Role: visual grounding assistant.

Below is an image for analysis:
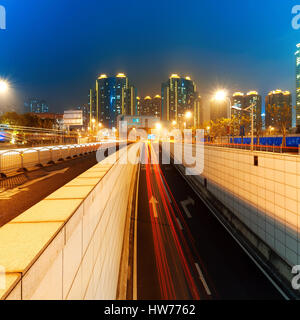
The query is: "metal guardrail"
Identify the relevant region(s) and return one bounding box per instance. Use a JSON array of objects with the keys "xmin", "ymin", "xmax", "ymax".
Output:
[
  {"xmin": 204, "ymin": 142, "xmax": 300, "ymax": 154},
  {"xmin": 0, "ymin": 142, "xmax": 102, "ymax": 178}
]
